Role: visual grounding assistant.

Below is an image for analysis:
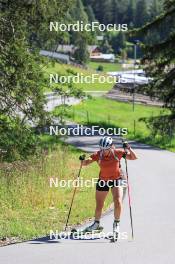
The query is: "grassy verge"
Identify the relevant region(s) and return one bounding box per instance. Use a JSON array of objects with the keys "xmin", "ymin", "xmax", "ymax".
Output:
[
  {"xmin": 0, "ymin": 139, "xmax": 112, "ymax": 240},
  {"xmin": 43, "ymin": 62, "xmax": 115, "ymax": 92},
  {"xmin": 87, "ymin": 61, "xmax": 123, "ymax": 72},
  {"xmin": 56, "ymin": 97, "xmax": 174, "ymax": 152}
]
